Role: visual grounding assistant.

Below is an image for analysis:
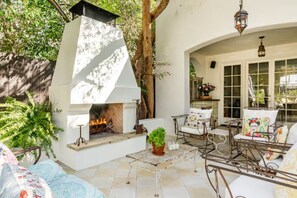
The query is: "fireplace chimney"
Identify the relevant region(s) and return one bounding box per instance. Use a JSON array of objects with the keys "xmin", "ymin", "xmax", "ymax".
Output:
[{"xmin": 69, "ymin": 0, "xmax": 119, "ymax": 25}]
